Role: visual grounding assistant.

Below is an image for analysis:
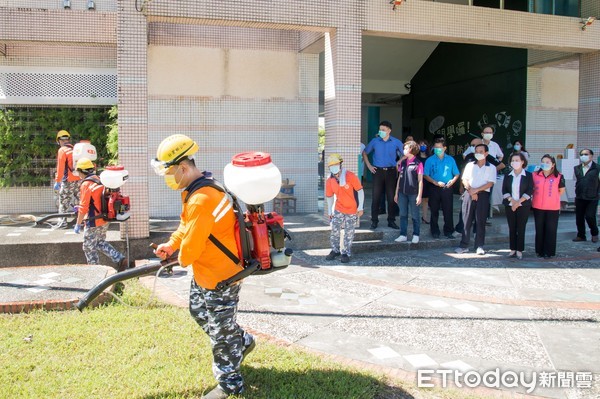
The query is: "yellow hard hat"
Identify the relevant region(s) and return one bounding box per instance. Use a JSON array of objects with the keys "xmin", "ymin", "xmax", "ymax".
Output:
[
  {"xmin": 56, "ymin": 130, "xmax": 70, "ymax": 141},
  {"xmin": 327, "ymin": 153, "xmax": 343, "ymax": 166},
  {"xmin": 75, "ymin": 157, "xmax": 95, "ymax": 171},
  {"xmin": 152, "ymin": 134, "xmax": 199, "ymax": 175}
]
